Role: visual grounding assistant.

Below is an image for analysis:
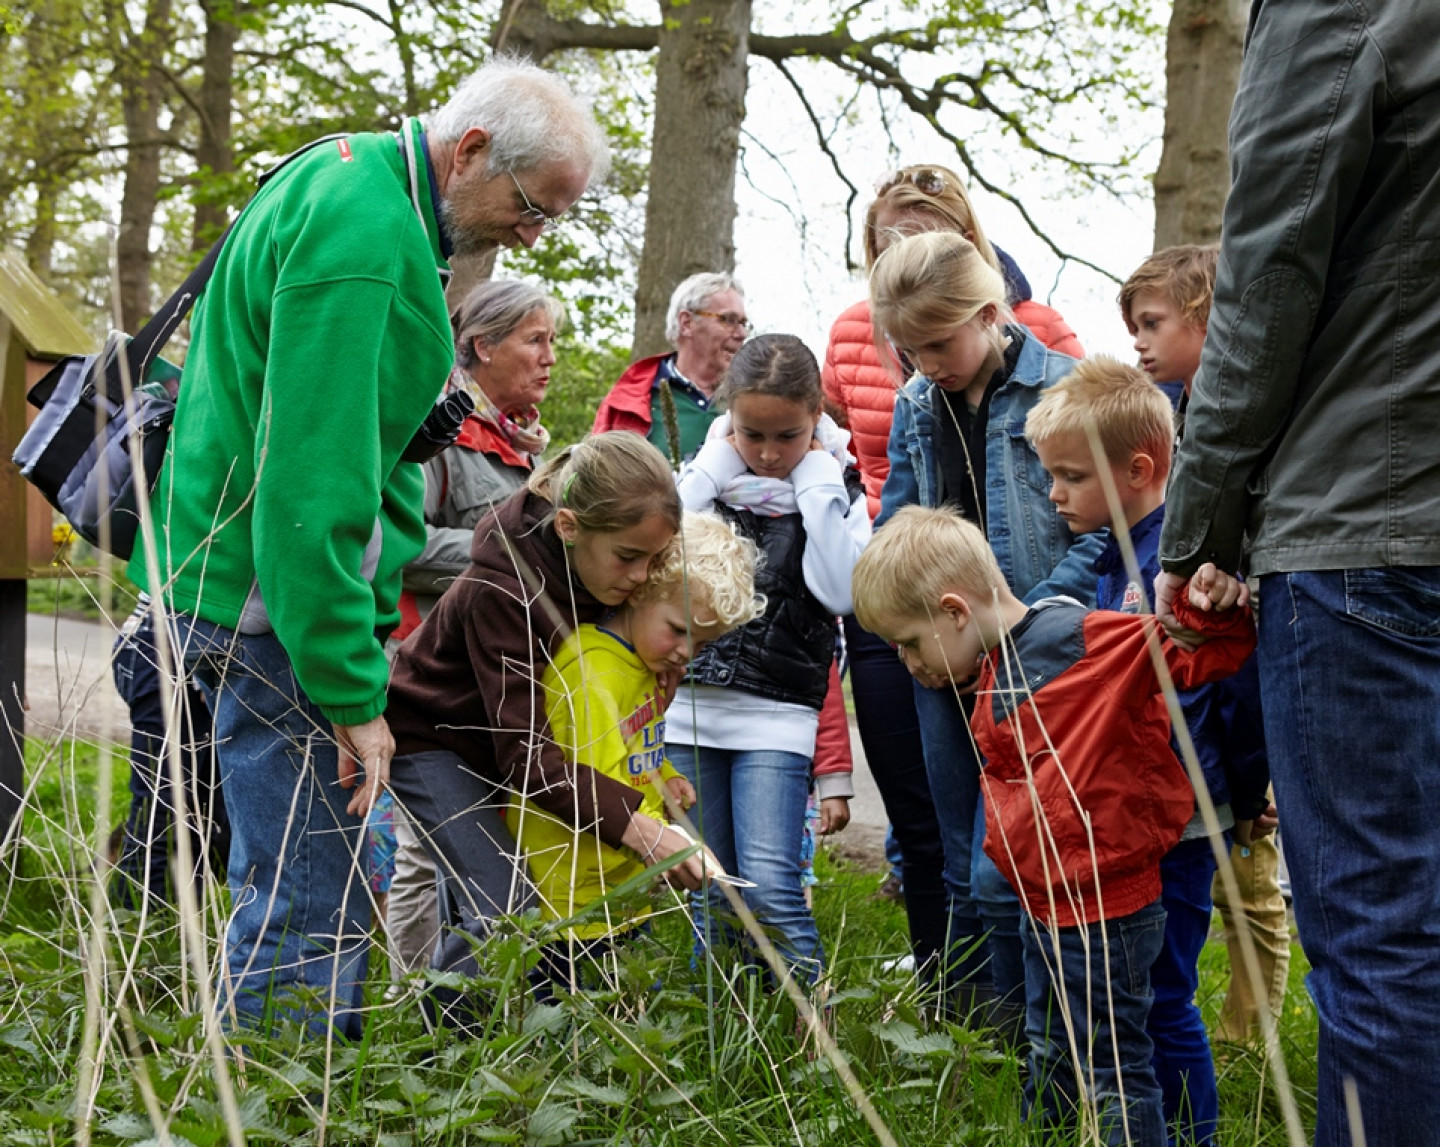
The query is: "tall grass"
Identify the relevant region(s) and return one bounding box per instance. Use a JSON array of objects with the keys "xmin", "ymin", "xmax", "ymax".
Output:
[{"xmin": 0, "ymin": 736, "xmax": 1316, "ymax": 1145}]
